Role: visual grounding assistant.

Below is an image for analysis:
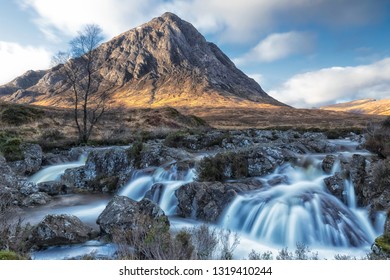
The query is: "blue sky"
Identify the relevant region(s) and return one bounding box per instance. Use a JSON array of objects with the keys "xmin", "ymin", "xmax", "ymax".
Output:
[{"xmin": 1, "ymin": 0, "xmax": 390, "ymax": 108}]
